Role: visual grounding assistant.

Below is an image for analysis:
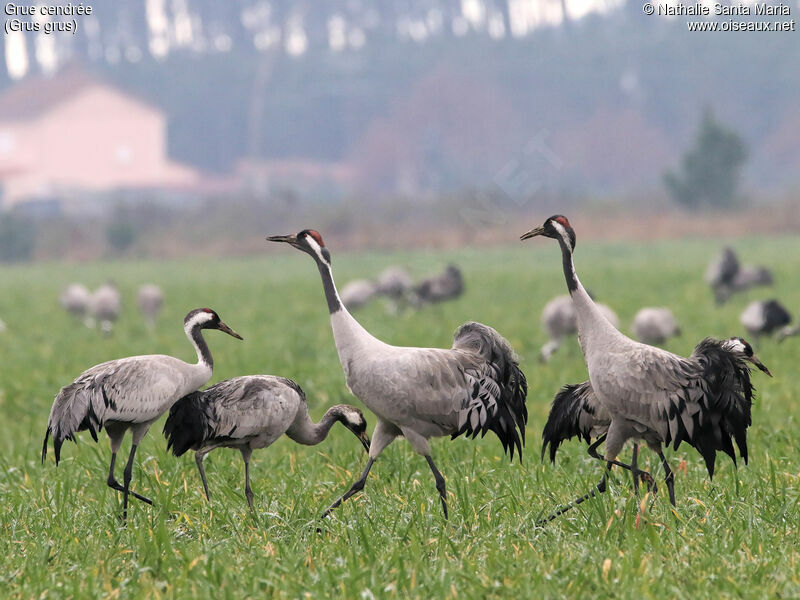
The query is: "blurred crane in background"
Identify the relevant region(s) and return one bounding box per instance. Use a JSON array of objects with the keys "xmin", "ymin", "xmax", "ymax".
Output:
[
  {"xmin": 137, "ymin": 284, "xmax": 164, "ymax": 330},
  {"xmin": 632, "ymin": 307, "xmax": 680, "ymax": 345}
]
